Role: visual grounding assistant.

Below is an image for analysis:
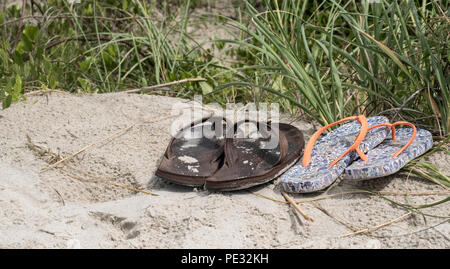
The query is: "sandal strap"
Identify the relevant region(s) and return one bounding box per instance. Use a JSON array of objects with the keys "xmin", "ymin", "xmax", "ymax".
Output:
[
  {"xmin": 302, "ymin": 115, "xmax": 369, "ymax": 167},
  {"xmin": 165, "ymin": 114, "xmax": 231, "ymax": 159},
  {"xmin": 368, "ymin": 121, "xmax": 417, "ymax": 158},
  {"xmin": 224, "ymin": 121, "xmax": 288, "ymax": 168}
]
